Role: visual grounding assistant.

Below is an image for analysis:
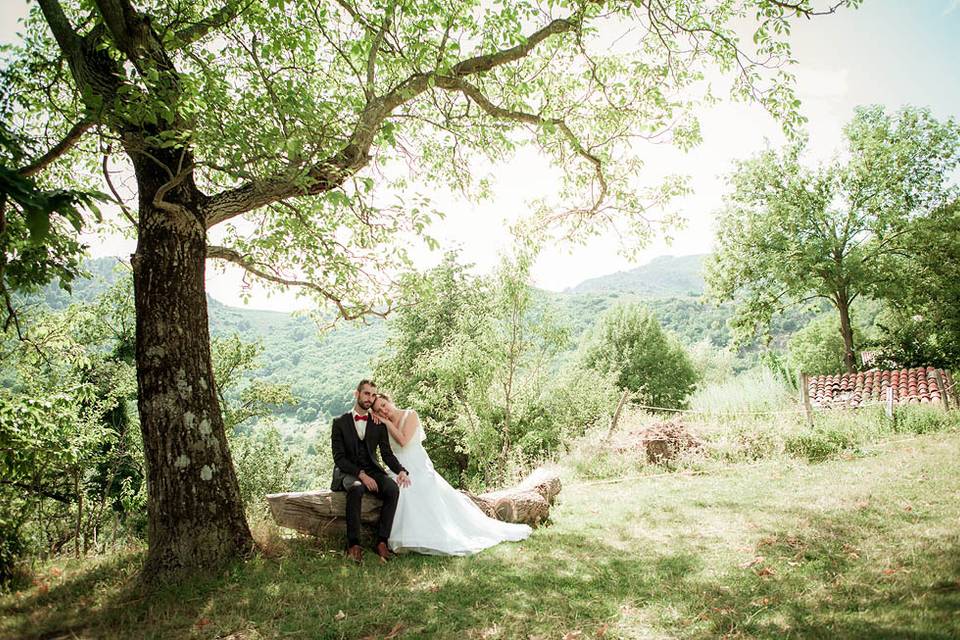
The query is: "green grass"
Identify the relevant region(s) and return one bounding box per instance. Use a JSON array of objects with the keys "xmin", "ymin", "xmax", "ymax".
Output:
[{"xmin": 3, "ymin": 431, "xmax": 960, "ymax": 639}]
